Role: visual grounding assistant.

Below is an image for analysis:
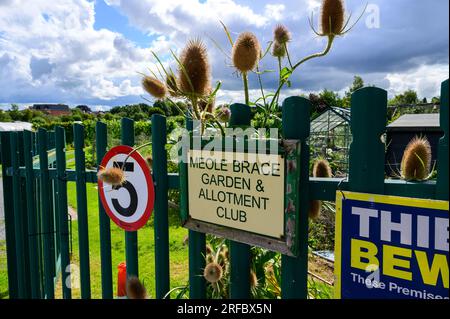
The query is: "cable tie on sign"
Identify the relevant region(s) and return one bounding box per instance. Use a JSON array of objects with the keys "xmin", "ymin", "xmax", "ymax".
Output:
[{"xmin": 337, "ymin": 178, "xmax": 347, "ymax": 201}]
